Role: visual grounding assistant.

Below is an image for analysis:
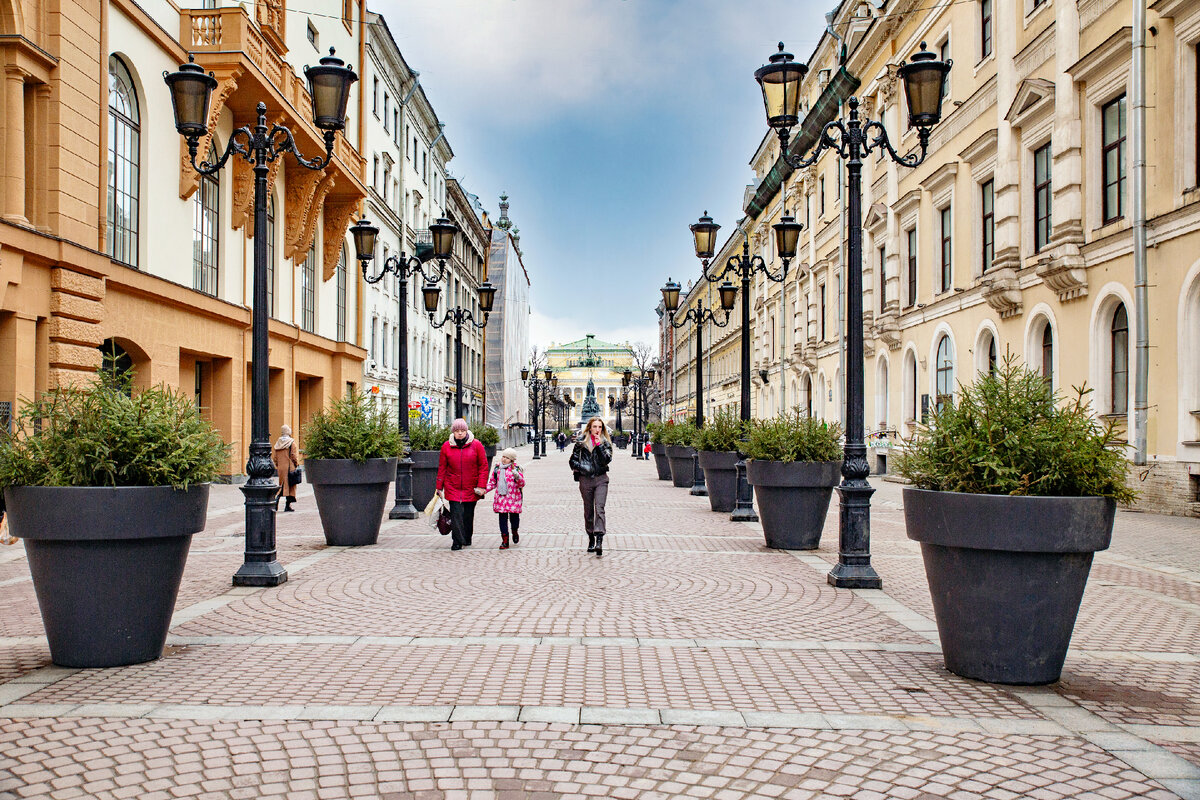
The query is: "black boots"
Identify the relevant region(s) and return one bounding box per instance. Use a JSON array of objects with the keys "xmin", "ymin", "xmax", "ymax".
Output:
[
  {"xmin": 587, "ymin": 534, "xmax": 596, "ymax": 553},
  {"xmin": 594, "ymin": 535, "xmax": 603, "ymax": 558},
  {"xmin": 284, "ymin": 496, "xmax": 295, "ymax": 512}
]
